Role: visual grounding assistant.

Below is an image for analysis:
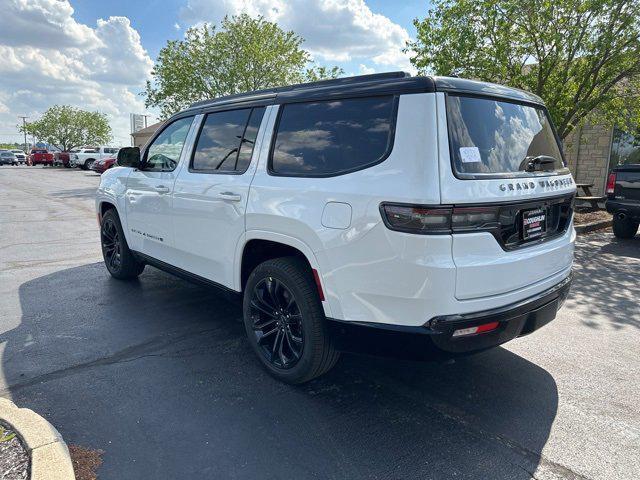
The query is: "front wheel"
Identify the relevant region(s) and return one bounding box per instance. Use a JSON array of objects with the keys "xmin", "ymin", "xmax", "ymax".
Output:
[
  {"xmin": 243, "ymin": 257, "xmax": 339, "ymax": 384},
  {"xmin": 100, "ymin": 209, "xmax": 145, "ymax": 279},
  {"xmin": 613, "ymin": 216, "xmax": 639, "ymax": 239}
]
